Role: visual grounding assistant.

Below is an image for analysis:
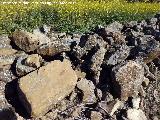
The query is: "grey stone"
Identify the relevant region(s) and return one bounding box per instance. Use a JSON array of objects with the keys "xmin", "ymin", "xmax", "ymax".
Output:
[
  {"xmin": 127, "ymin": 109, "xmax": 147, "ymax": 120},
  {"xmin": 90, "ymin": 111, "xmax": 103, "ymax": 120},
  {"xmin": 77, "ymin": 78, "xmax": 97, "ymax": 104},
  {"xmin": 0, "ymin": 67, "xmax": 16, "ymax": 83},
  {"xmin": 16, "ymin": 55, "xmax": 36, "ymax": 76},
  {"xmin": 16, "ymin": 54, "xmax": 44, "ymax": 76},
  {"xmin": 106, "ymin": 45, "xmax": 130, "ymax": 65},
  {"xmin": 0, "ymin": 48, "xmax": 24, "ymax": 67},
  {"xmin": 36, "ymin": 40, "xmax": 71, "ymax": 56},
  {"xmin": 73, "ymin": 34, "xmax": 105, "ymax": 59},
  {"xmin": 107, "ymin": 21, "xmax": 123, "ymax": 32},
  {"xmin": 112, "ymin": 60, "xmax": 146, "ymax": 100},
  {"xmin": 33, "ymin": 29, "xmax": 51, "ymax": 45},
  {"xmin": 132, "ymin": 98, "xmax": 141, "ymax": 109},
  {"xmin": 0, "ymin": 35, "xmax": 12, "ymax": 49},
  {"xmin": 91, "ymin": 42, "xmax": 108, "ymax": 84}
]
